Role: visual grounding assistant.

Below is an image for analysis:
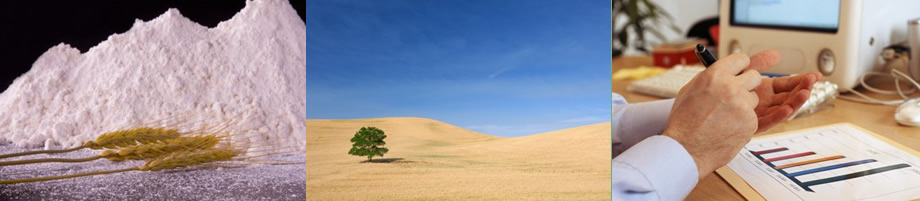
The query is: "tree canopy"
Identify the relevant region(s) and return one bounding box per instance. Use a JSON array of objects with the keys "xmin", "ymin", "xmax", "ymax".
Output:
[{"xmin": 348, "ymin": 127, "xmax": 389, "ymax": 161}]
